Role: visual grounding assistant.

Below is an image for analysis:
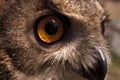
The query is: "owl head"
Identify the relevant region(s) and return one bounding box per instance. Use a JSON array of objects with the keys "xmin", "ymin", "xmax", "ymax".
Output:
[{"xmin": 0, "ymin": 0, "xmax": 110, "ymax": 80}]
